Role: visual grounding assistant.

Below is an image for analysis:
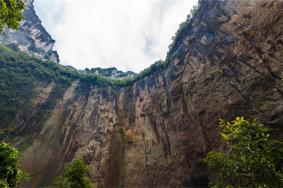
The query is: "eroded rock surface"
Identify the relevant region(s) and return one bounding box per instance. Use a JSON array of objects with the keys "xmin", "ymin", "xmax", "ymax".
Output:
[{"xmin": 2, "ymin": 0, "xmax": 283, "ymax": 187}]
